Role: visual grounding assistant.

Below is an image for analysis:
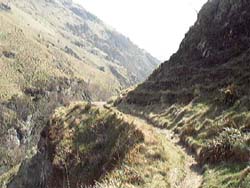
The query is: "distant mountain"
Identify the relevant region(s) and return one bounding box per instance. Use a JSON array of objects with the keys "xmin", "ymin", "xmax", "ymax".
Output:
[{"xmin": 0, "ymin": 0, "xmax": 160, "ymax": 101}]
